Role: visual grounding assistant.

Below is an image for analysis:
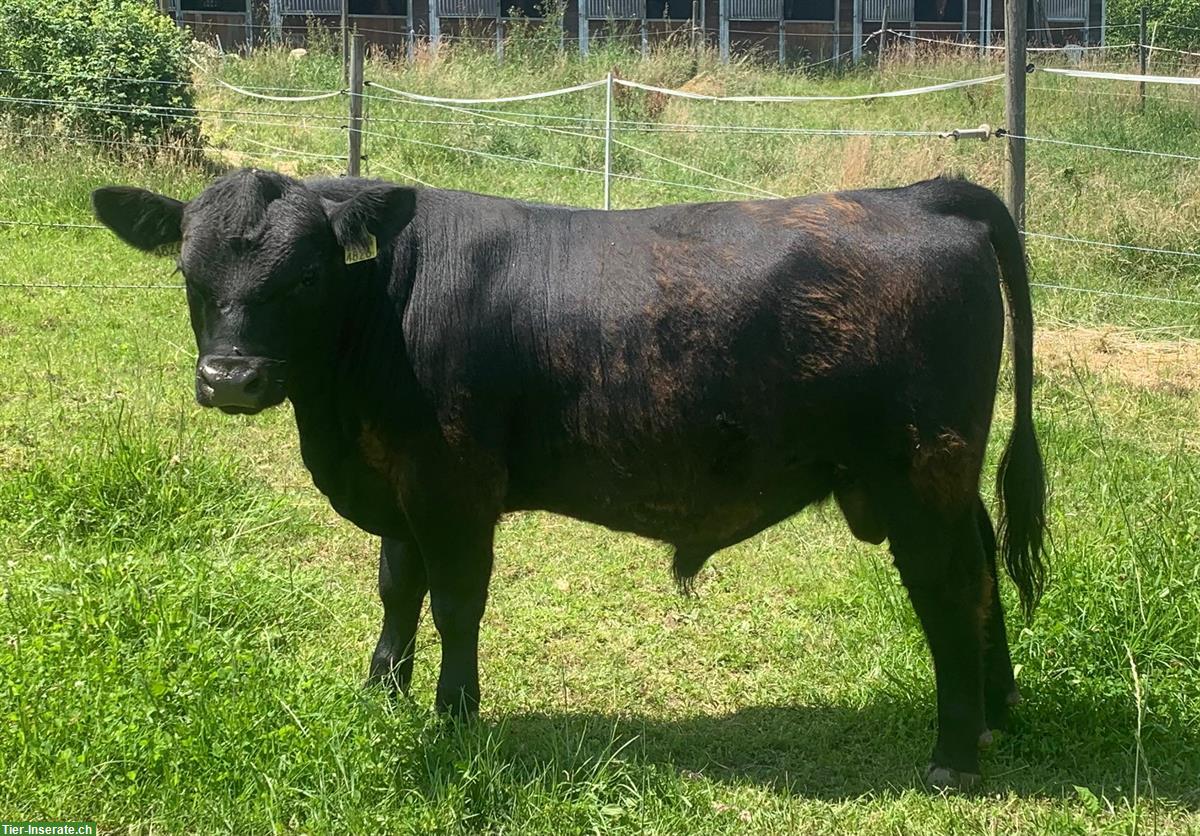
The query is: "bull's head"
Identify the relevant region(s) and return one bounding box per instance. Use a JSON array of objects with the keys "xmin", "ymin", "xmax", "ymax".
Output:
[{"xmin": 91, "ymin": 169, "xmax": 414, "ymax": 414}]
